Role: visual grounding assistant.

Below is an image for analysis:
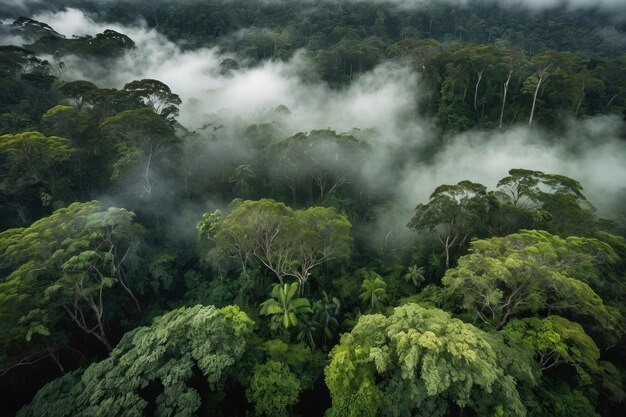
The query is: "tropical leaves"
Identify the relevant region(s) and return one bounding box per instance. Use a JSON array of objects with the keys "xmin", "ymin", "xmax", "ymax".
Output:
[
  {"xmin": 260, "ymin": 282, "xmax": 312, "ymax": 329},
  {"xmin": 403, "ymin": 265, "xmax": 426, "ymax": 288},
  {"xmin": 359, "ymin": 275, "xmax": 388, "ymax": 312}
]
